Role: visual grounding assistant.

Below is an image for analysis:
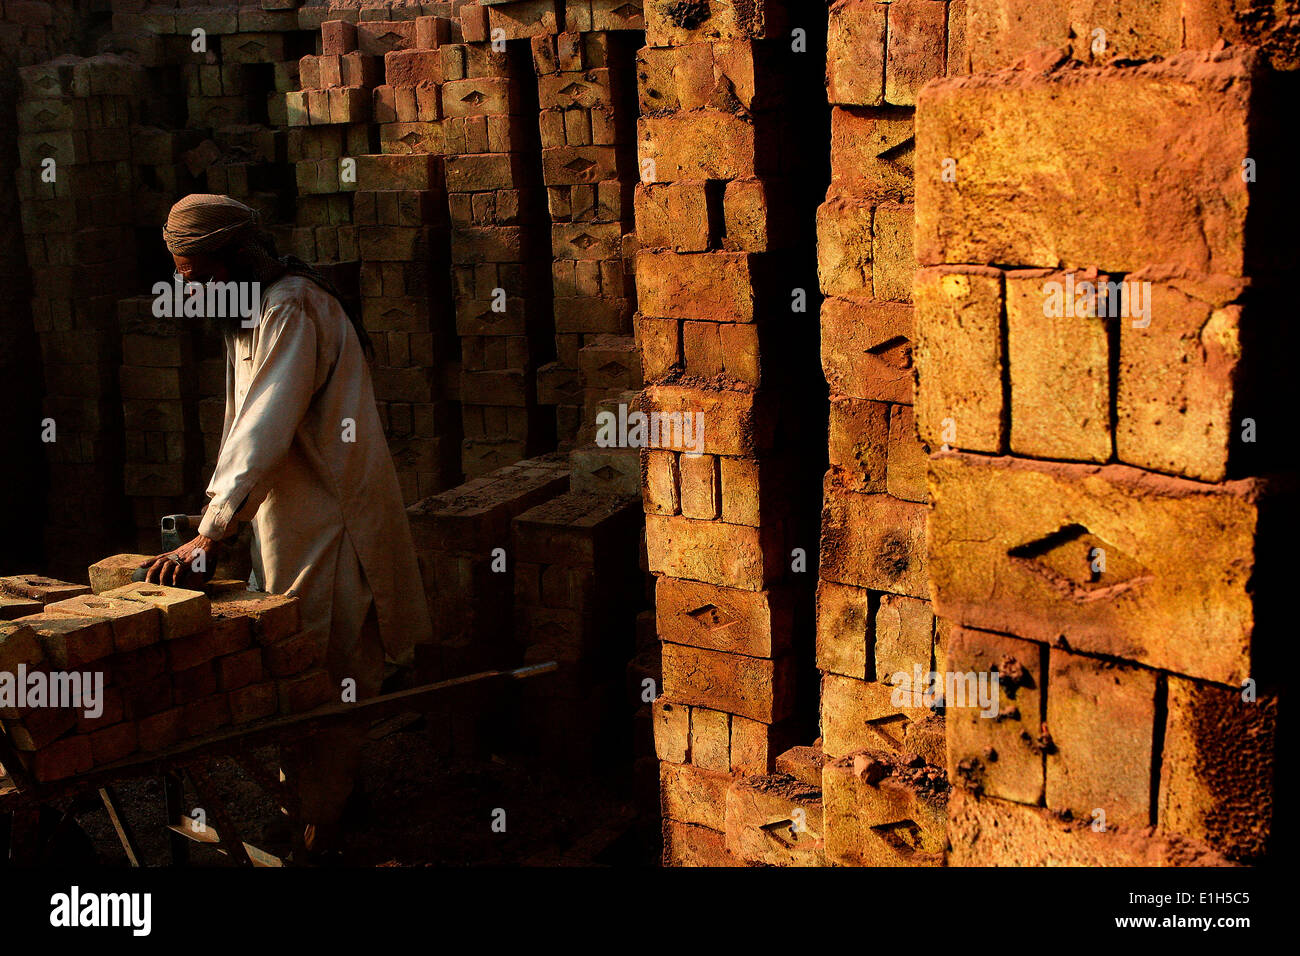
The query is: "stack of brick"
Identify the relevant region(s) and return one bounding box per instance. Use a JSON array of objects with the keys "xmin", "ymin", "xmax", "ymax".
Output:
[
  {"xmin": 511, "ymin": 487, "xmax": 642, "ymax": 765},
  {"xmin": 445, "ymin": 6, "xmax": 553, "ymax": 477},
  {"xmin": 913, "ymin": 13, "xmax": 1285, "ymax": 865},
  {"xmin": 14, "ymin": 53, "xmax": 145, "ymax": 579},
  {"xmin": 811, "ymin": 1, "xmax": 961, "ymax": 863},
  {"xmin": 1, "ymin": 569, "xmax": 331, "ymax": 783},
  {"xmin": 406, "ymin": 452, "xmax": 569, "ymax": 680},
  {"xmin": 530, "ymin": 18, "xmax": 642, "ymax": 448},
  {"xmin": 405, "ymin": 452, "xmax": 569, "ymax": 754},
  {"xmin": 117, "ymin": 295, "xmax": 206, "ymax": 555},
  {"xmin": 631, "ymin": 1, "xmax": 819, "ymax": 865}
]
